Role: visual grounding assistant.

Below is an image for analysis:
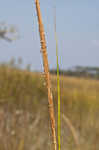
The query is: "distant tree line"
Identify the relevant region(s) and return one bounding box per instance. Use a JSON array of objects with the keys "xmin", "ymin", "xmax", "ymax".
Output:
[
  {"xmin": 1, "ymin": 57, "xmax": 99, "ymax": 80},
  {"xmin": 50, "ymin": 66, "xmax": 99, "ymax": 79}
]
